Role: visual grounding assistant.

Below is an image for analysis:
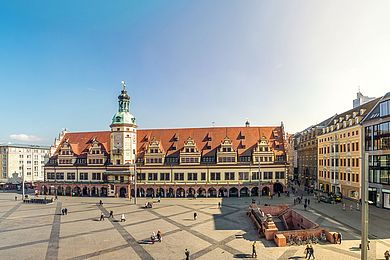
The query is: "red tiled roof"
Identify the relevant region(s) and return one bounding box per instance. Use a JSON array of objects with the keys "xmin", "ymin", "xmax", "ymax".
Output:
[
  {"xmin": 54, "ymin": 126, "xmax": 285, "ymax": 157},
  {"xmin": 58, "ymin": 131, "xmax": 110, "ymax": 155}
]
